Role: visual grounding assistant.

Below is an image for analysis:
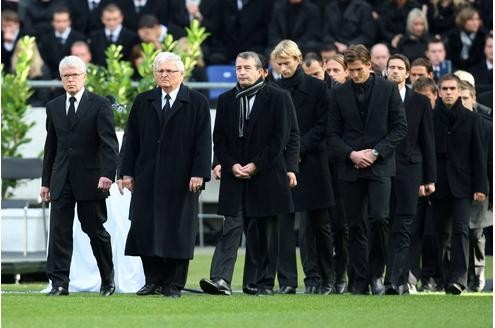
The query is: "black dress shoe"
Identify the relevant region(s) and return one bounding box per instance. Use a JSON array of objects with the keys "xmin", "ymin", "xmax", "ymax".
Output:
[
  {"xmin": 256, "ymin": 288, "xmax": 274, "ymax": 296},
  {"xmin": 351, "ymin": 285, "xmax": 371, "ymax": 295},
  {"xmin": 370, "ymin": 278, "xmax": 385, "ymax": 295},
  {"xmin": 277, "ymin": 286, "xmax": 296, "ymax": 294},
  {"xmin": 47, "ymin": 286, "xmax": 69, "ymax": 296},
  {"xmin": 136, "ymin": 283, "xmax": 161, "ymax": 296},
  {"xmin": 446, "ymin": 283, "xmax": 463, "ymax": 295},
  {"xmin": 100, "ymin": 283, "xmax": 115, "ymax": 296},
  {"xmin": 385, "ymin": 284, "xmax": 404, "ymax": 295},
  {"xmin": 334, "ymin": 282, "xmax": 346, "ymax": 294},
  {"xmin": 243, "ymin": 284, "xmax": 258, "ymax": 295},
  {"xmin": 199, "ymin": 278, "xmax": 232, "ymax": 295},
  {"xmin": 318, "ymin": 285, "xmax": 334, "ymax": 295},
  {"xmin": 304, "ymin": 285, "xmax": 318, "ymax": 294},
  {"xmin": 162, "ymin": 285, "xmax": 181, "ymax": 298}
]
